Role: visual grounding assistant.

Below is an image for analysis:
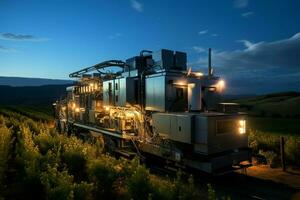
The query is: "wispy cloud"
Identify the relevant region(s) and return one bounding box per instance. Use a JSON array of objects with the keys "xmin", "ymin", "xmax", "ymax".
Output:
[
  {"xmin": 0, "ymin": 45, "xmax": 17, "ymax": 53},
  {"xmin": 130, "ymin": 0, "xmax": 143, "ymax": 12},
  {"xmin": 193, "ymin": 46, "xmax": 205, "ymax": 53},
  {"xmin": 0, "ymin": 33, "xmax": 48, "ymax": 42},
  {"xmin": 242, "ymin": 11, "xmax": 254, "ymax": 18},
  {"xmin": 198, "ymin": 30, "xmax": 208, "ymax": 35},
  {"xmin": 211, "ymin": 33, "xmax": 219, "ymax": 37},
  {"xmin": 108, "ymin": 33, "xmax": 123, "ymax": 40},
  {"xmin": 193, "ymin": 33, "xmax": 300, "ymax": 94},
  {"xmin": 233, "ymin": 0, "xmax": 248, "ymax": 8}
]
